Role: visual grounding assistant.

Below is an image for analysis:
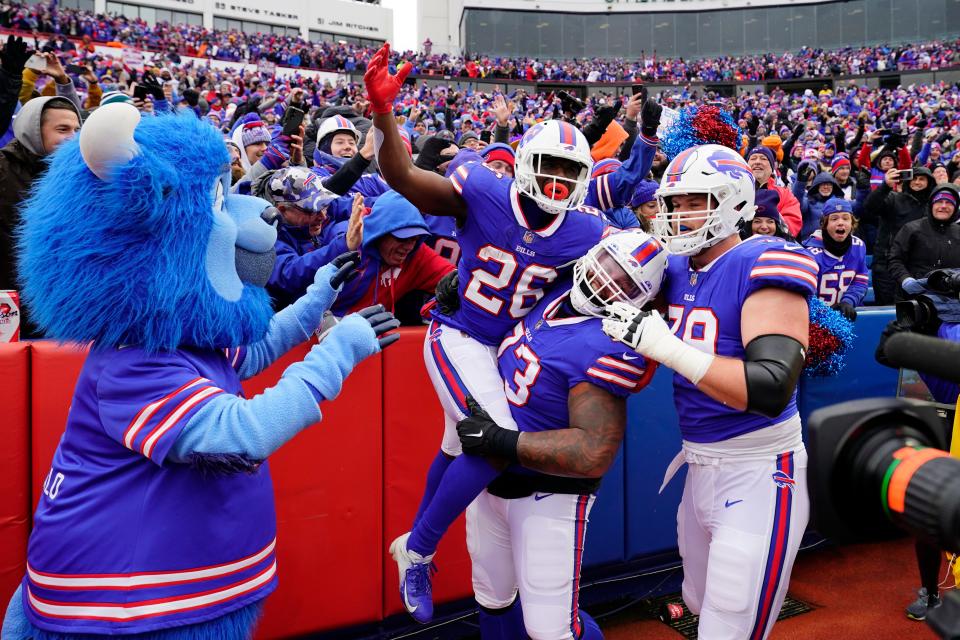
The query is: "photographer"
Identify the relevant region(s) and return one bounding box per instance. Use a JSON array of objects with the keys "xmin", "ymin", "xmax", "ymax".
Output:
[
  {"xmin": 862, "ymin": 166, "xmax": 935, "ymax": 304},
  {"xmin": 889, "ymin": 184, "xmax": 960, "ymax": 302}
]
